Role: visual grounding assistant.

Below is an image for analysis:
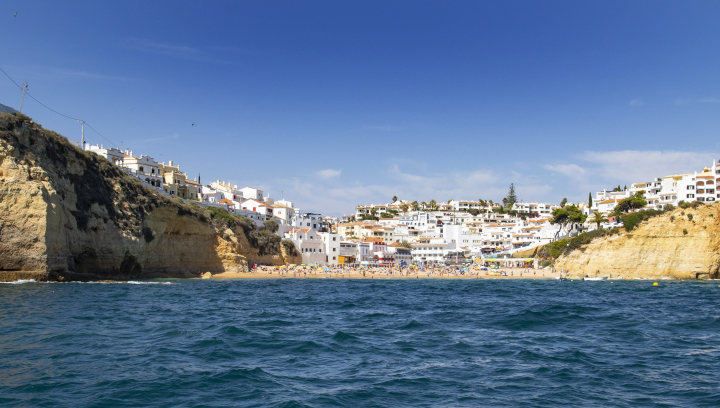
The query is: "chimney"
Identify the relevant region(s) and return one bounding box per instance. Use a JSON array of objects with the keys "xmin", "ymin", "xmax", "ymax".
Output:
[{"xmin": 169, "ymin": 160, "xmax": 174, "ymax": 166}]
